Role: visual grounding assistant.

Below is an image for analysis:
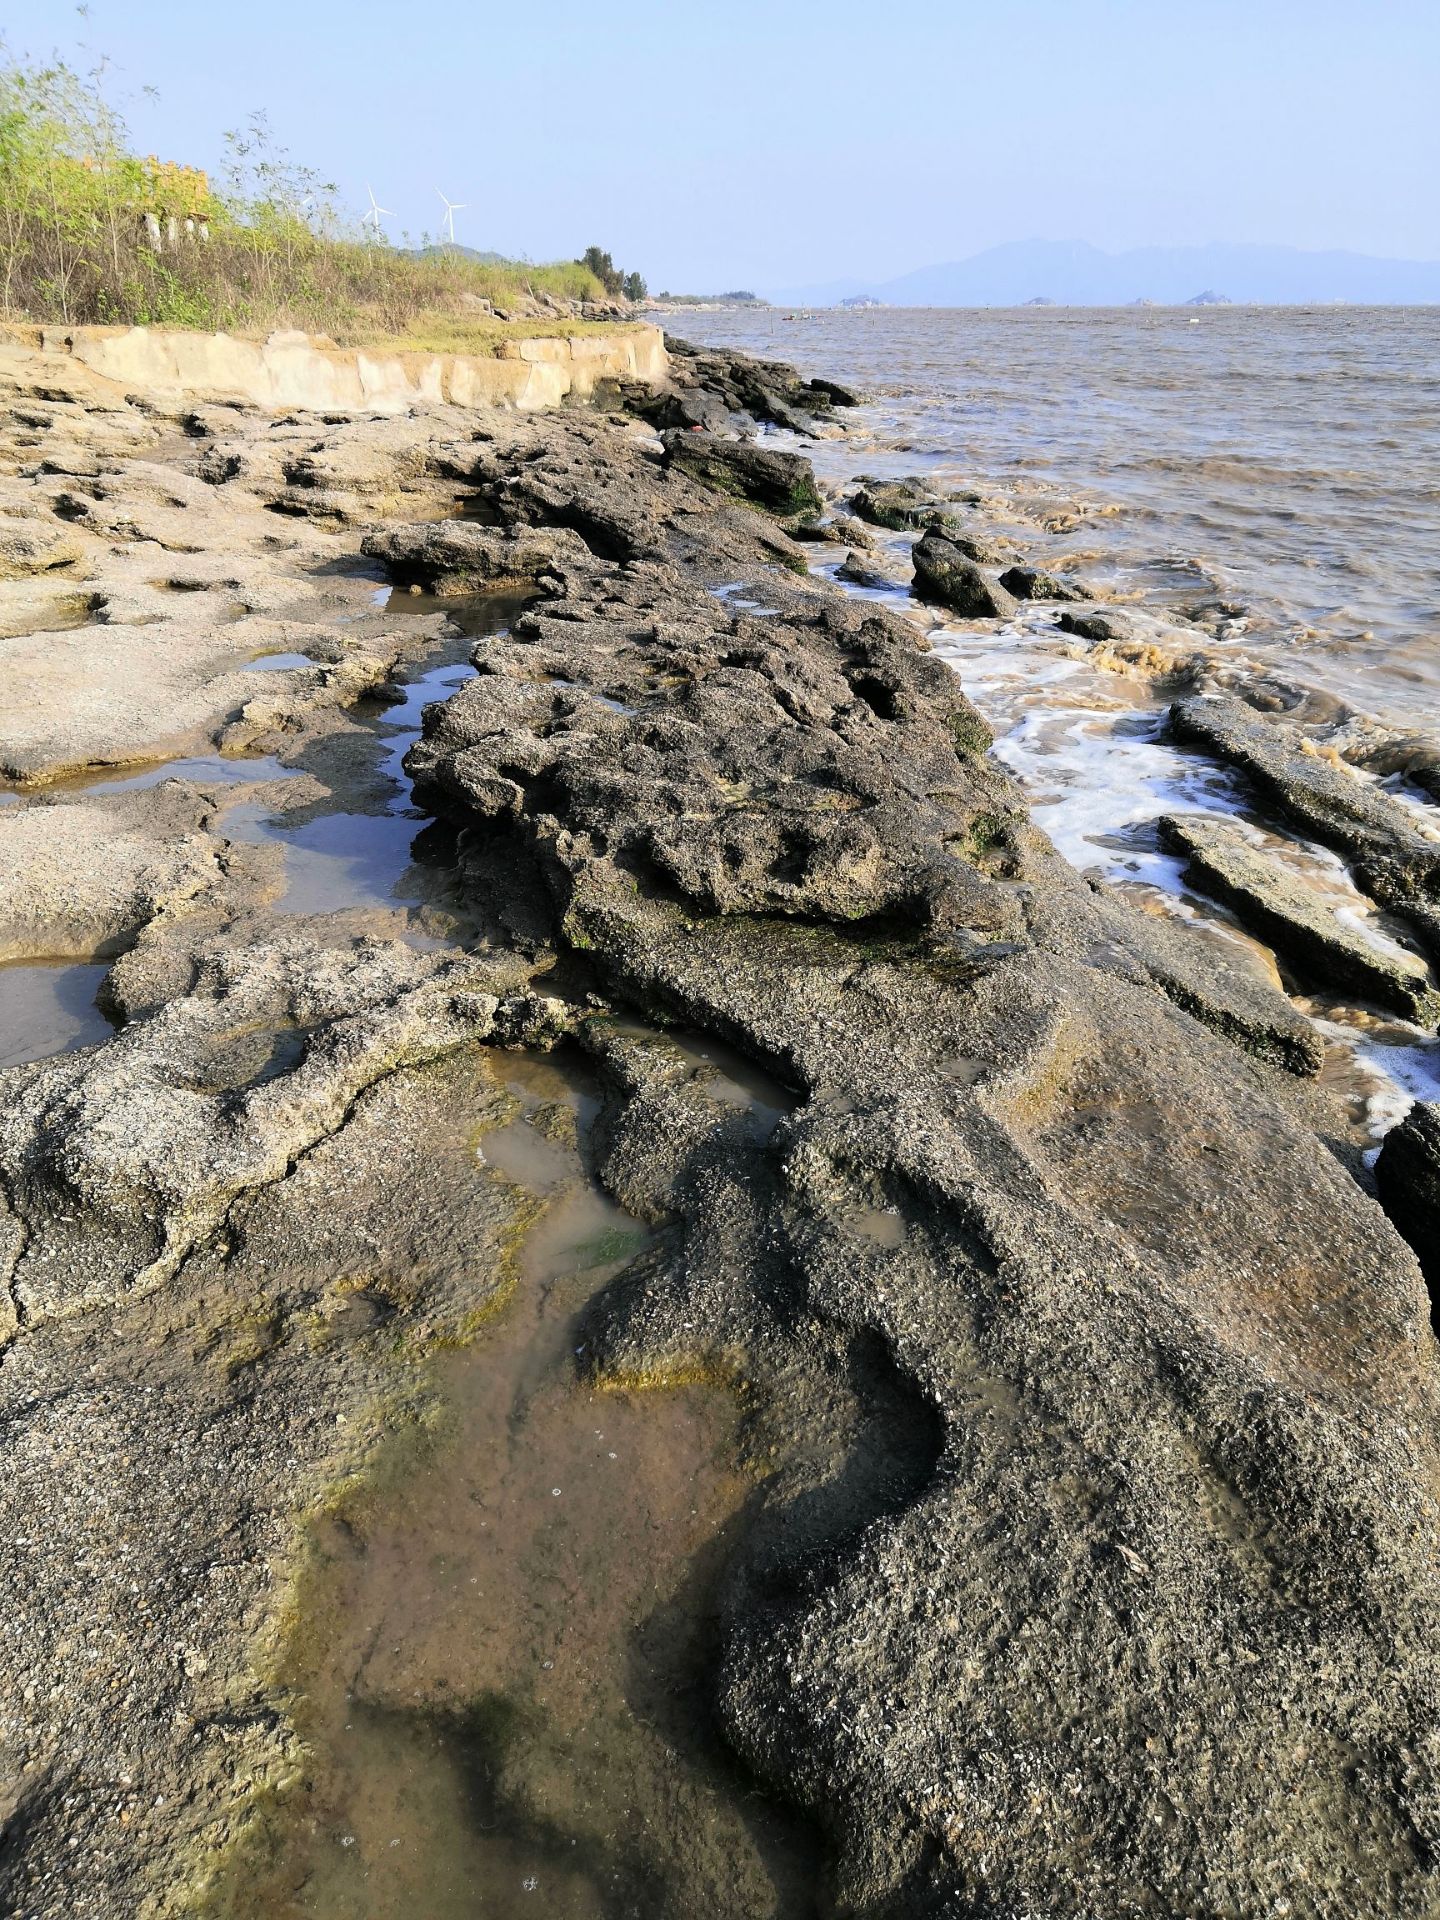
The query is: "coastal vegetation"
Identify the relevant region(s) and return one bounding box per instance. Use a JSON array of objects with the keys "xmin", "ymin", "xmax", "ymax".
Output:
[{"xmin": 0, "ymin": 40, "xmax": 628, "ymax": 345}]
